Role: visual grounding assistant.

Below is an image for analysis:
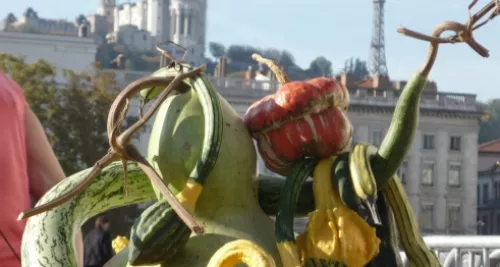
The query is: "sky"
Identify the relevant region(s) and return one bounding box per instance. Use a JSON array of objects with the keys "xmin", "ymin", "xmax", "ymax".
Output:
[{"xmin": 2, "ymin": 0, "xmax": 500, "ymax": 102}]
